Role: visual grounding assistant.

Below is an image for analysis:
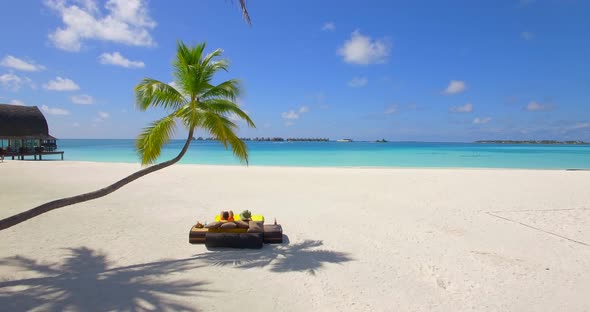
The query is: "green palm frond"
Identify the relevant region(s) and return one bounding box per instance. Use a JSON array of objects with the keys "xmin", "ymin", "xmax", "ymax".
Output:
[
  {"xmin": 201, "ymin": 112, "xmax": 249, "ymax": 164},
  {"xmin": 201, "ymin": 79, "xmax": 240, "ymax": 101},
  {"xmin": 135, "ymin": 78, "xmax": 186, "ymax": 111},
  {"xmin": 197, "ymin": 60, "xmax": 229, "ymax": 91},
  {"xmin": 202, "ymin": 112, "xmax": 238, "ymax": 145},
  {"xmin": 176, "ymin": 41, "xmax": 205, "ymax": 67},
  {"xmin": 173, "ymin": 42, "xmax": 204, "ymax": 98},
  {"xmin": 226, "ymin": 131, "xmax": 249, "ymax": 164},
  {"xmin": 201, "ymin": 49, "xmax": 224, "ymax": 69},
  {"xmin": 205, "ymin": 59, "xmax": 229, "ymax": 74},
  {"xmin": 195, "ymin": 58, "xmax": 229, "ymax": 95},
  {"xmin": 200, "ymin": 99, "xmax": 255, "ymax": 128},
  {"xmin": 176, "ymin": 104, "xmax": 205, "ymax": 130},
  {"xmin": 238, "ymin": 0, "xmax": 251, "ymax": 25},
  {"xmin": 136, "ymin": 114, "xmax": 177, "ymax": 165}
]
